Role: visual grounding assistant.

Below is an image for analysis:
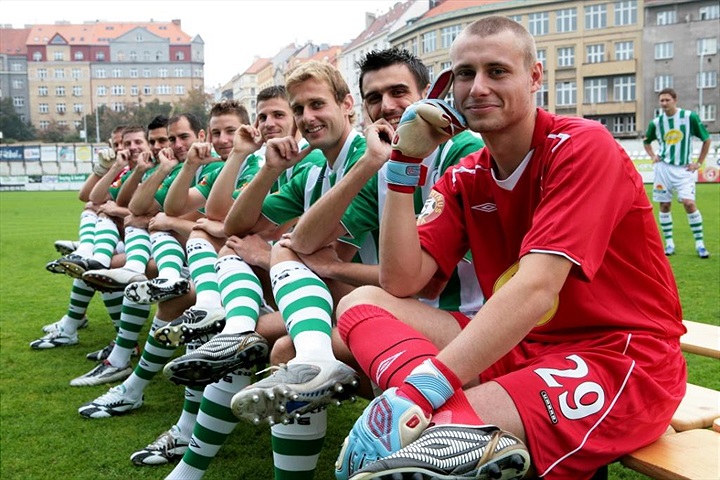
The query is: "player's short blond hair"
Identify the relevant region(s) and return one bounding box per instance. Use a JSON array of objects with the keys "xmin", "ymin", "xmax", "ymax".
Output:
[{"xmin": 286, "ymin": 61, "xmax": 356, "ymax": 124}]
